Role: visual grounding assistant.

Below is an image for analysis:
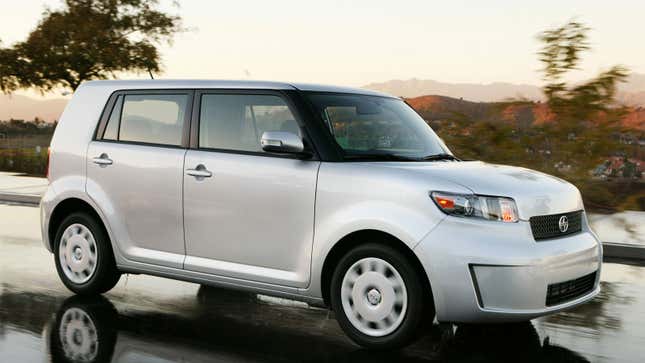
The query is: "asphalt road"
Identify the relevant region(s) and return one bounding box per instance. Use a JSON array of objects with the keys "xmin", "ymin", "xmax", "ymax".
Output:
[{"xmin": 1, "ymin": 204, "xmax": 645, "ymax": 362}]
